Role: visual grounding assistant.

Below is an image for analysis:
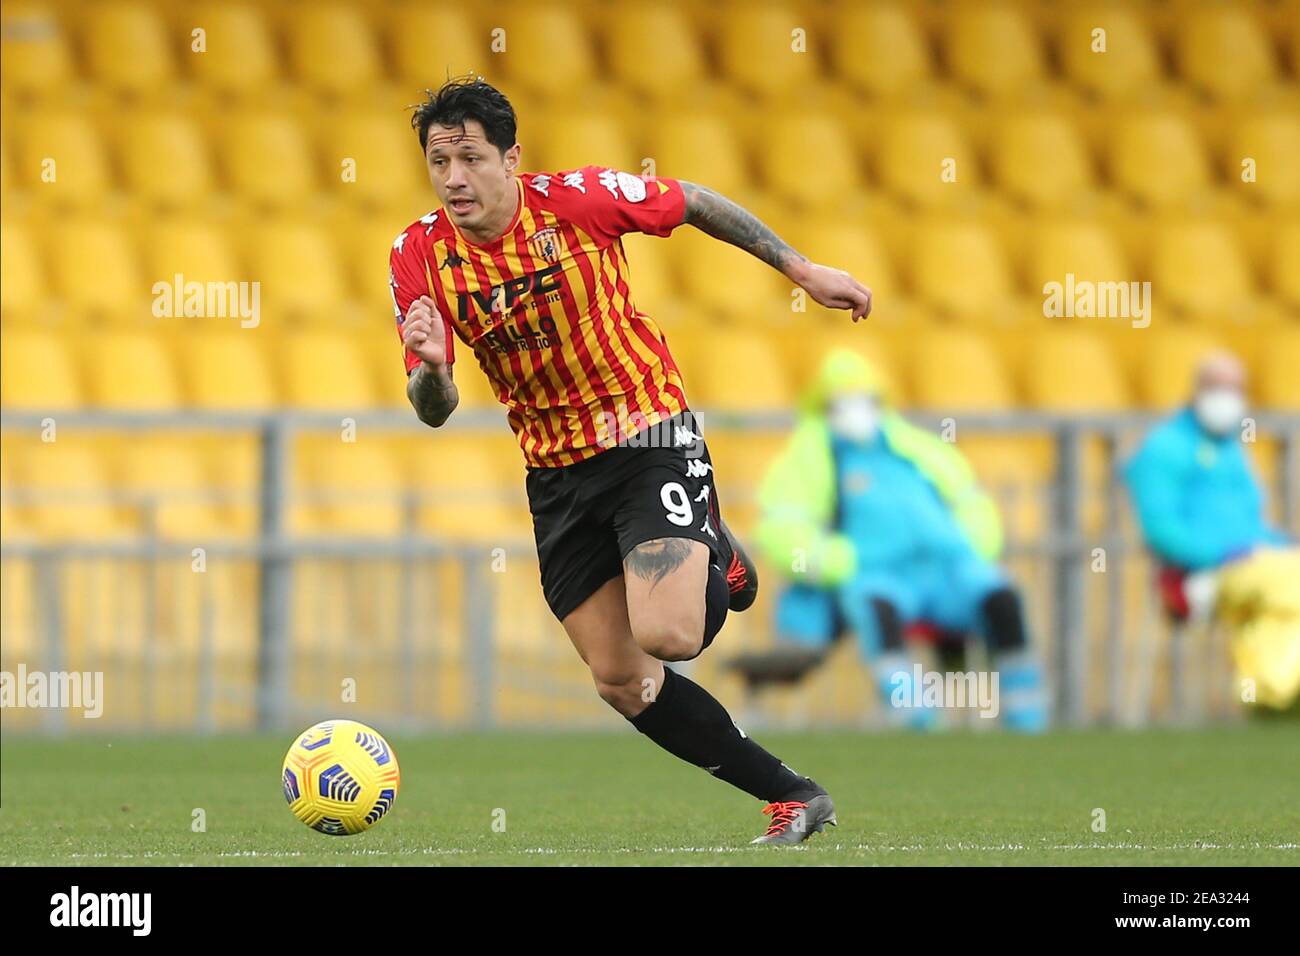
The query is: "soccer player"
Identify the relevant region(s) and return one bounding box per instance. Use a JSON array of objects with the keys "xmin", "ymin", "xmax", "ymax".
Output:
[{"xmin": 389, "ymin": 77, "xmax": 872, "ymax": 844}]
